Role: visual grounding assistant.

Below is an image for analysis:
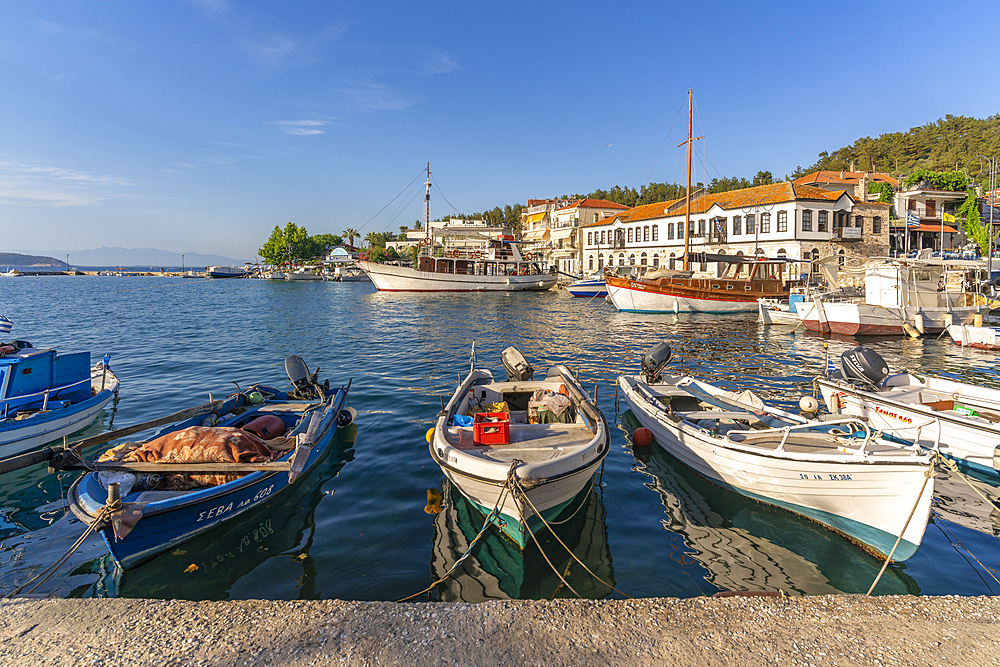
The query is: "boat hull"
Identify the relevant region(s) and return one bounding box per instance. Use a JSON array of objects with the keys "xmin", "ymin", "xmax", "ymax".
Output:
[
  {"xmin": 817, "ymin": 375, "xmax": 1000, "ymax": 478},
  {"xmin": 946, "ymin": 324, "xmax": 1000, "ymax": 349},
  {"xmin": 566, "ymin": 279, "xmax": 607, "ymax": 298},
  {"xmin": 798, "ymin": 301, "xmax": 982, "ymax": 336},
  {"xmin": 358, "ymin": 262, "xmax": 556, "ymax": 292},
  {"xmin": 618, "ymin": 376, "xmax": 934, "ymax": 560},
  {"xmin": 69, "ymin": 387, "xmax": 349, "ymax": 569},
  {"xmin": 606, "ymin": 275, "xmax": 782, "ymax": 313}
]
